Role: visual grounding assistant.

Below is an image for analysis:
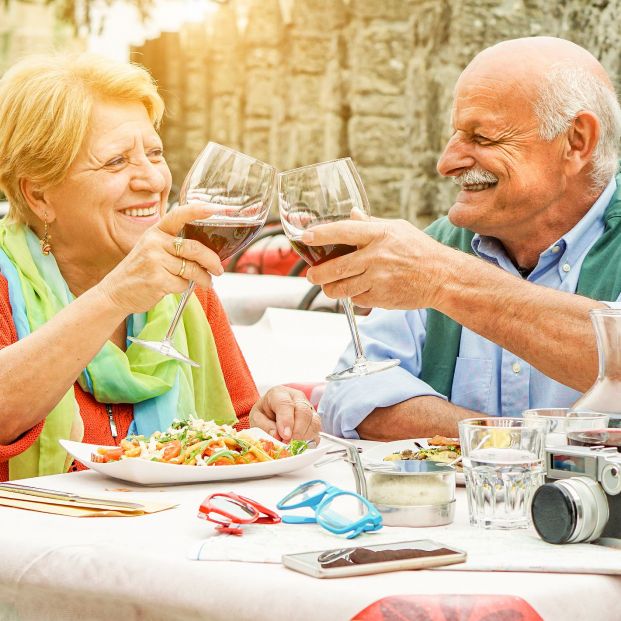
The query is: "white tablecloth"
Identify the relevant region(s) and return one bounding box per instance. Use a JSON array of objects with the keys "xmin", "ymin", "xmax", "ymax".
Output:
[
  {"xmin": 212, "ymin": 273, "xmax": 339, "ymax": 325},
  {"xmin": 231, "ymin": 307, "xmax": 349, "ymax": 394},
  {"xmin": 1, "ymin": 443, "xmax": 620, "ymax": 621}
]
